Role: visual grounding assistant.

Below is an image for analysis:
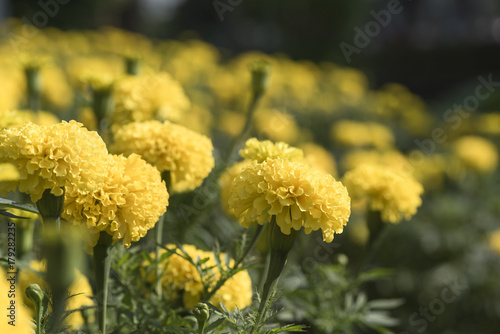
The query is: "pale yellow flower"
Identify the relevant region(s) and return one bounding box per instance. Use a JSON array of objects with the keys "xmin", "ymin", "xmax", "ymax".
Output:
[
  {"xmin": 219, "ymin": 160, "xmax": 252, "ymax": 219},
  {"xmin": 343, "ymin": 164, "xmax": 423, "ymax": 223},
  {"xmin": 63, "ymin": 154, "xmax": 169, "ymax": 251},
  {"xmin": 0, "ymin": 121, "xmax": 109, "ymax": 202},
  {"xmin": 0, "ymin": 267, "xmax": 34, "ymax": 333},
  {"xmin": 111, "ymin": 120, "xmax": 214, "ymax": 193},
  {"xmin": 253, "ymin": 108, "xmax": 300, "ymax": 144},
  {"xmin": 300, "ymin": 143, "xmax": 338, "ymax": 177},
  {"xmin": 489, "ymin": 230, "xmax": 500, "ymax": 255},
  {"xmin": 229, "ymin": 159, "xmax": 351, "ymax": 242},
  {"xmin": 239, "ymin": 138, "xmax": 303, "ymax": 163},
  {"xmin": 452, "ymin": 136, "xmax": 498, "ymax": 173},
  {"xmin": 331, "ymin": 120, "xmax": 394, "ymax": 149},
  {"xmin": 18, "ymin": 260, "xmax": 93, "ymax": 331},
  {"xmin": 153, "ymin": 245, "xmax": 252, "ymax": 311}
]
